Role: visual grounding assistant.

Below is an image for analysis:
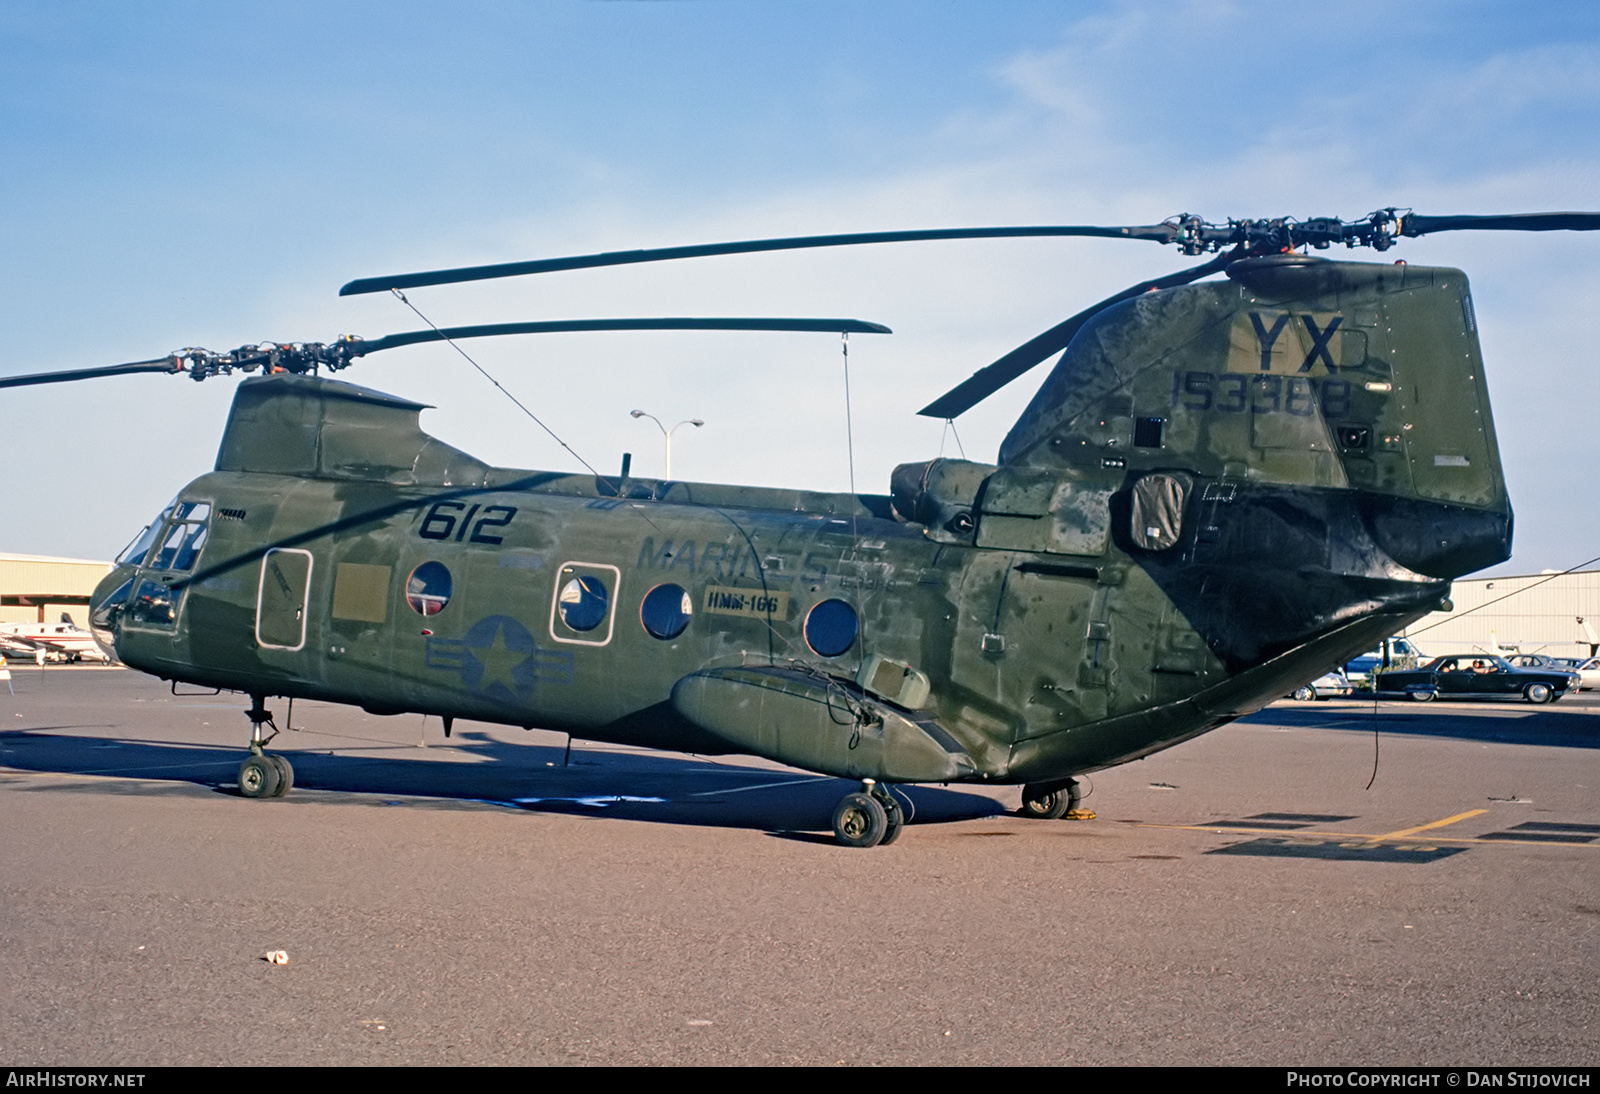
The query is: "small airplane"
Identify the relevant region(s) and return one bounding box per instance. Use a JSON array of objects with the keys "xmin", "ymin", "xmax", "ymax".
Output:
[
  {"xmin": 5, "ymin": 208, "xmax": 1596, "ymax": 845},
  {"xmin": 0, "ymin": 616, "xmax": 112, "ymax": 663}
]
